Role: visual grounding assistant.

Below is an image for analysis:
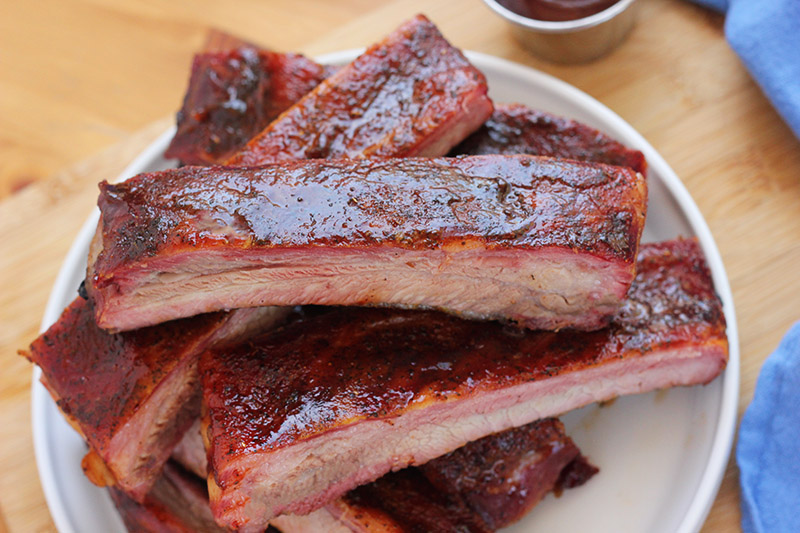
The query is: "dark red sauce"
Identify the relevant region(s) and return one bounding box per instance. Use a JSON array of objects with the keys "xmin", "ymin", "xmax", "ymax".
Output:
[{"xmin": 498, "ymin": 0, "xmax": 621, "ymax": 21}]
